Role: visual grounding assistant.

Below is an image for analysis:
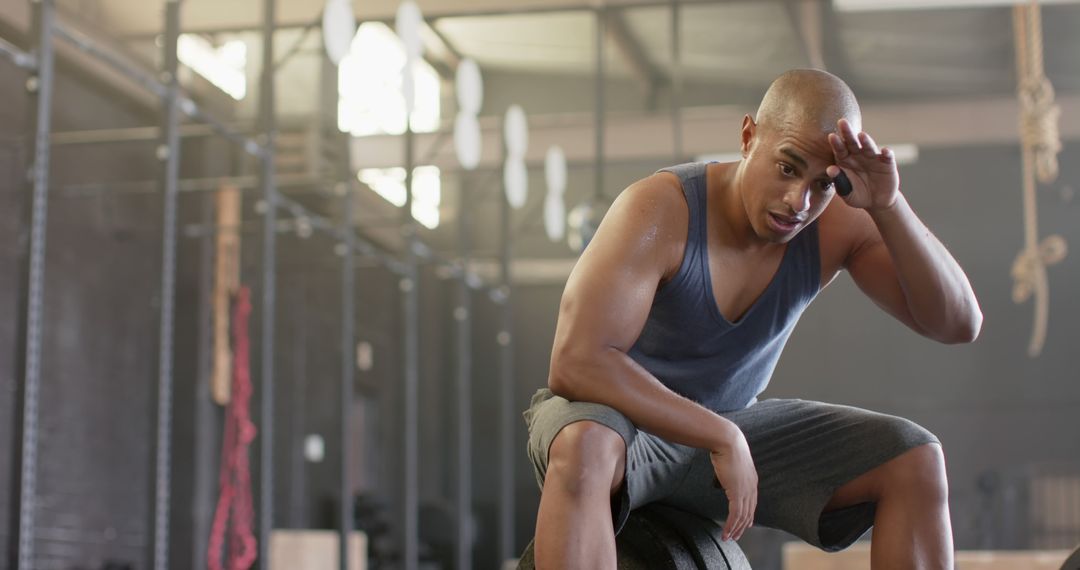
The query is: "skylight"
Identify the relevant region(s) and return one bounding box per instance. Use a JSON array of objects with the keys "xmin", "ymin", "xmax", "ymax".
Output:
[
  {"xmin": 177, "ymin": 34, "xmax": 246, "ymax": 100},
  {"xmin": 337, "ymin": 22, "xmax": 441, "ymax": 136}
]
